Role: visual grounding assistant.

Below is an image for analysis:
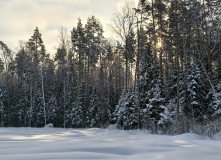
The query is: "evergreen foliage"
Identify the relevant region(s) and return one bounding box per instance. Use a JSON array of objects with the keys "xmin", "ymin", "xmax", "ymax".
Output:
[
  {"xmin": 113, "ymin": 91, "xmax": 138, "ymax": 130},
  {"xmin": 0, "ymin": 0, "xmax": 221, "ymax": 137}
]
